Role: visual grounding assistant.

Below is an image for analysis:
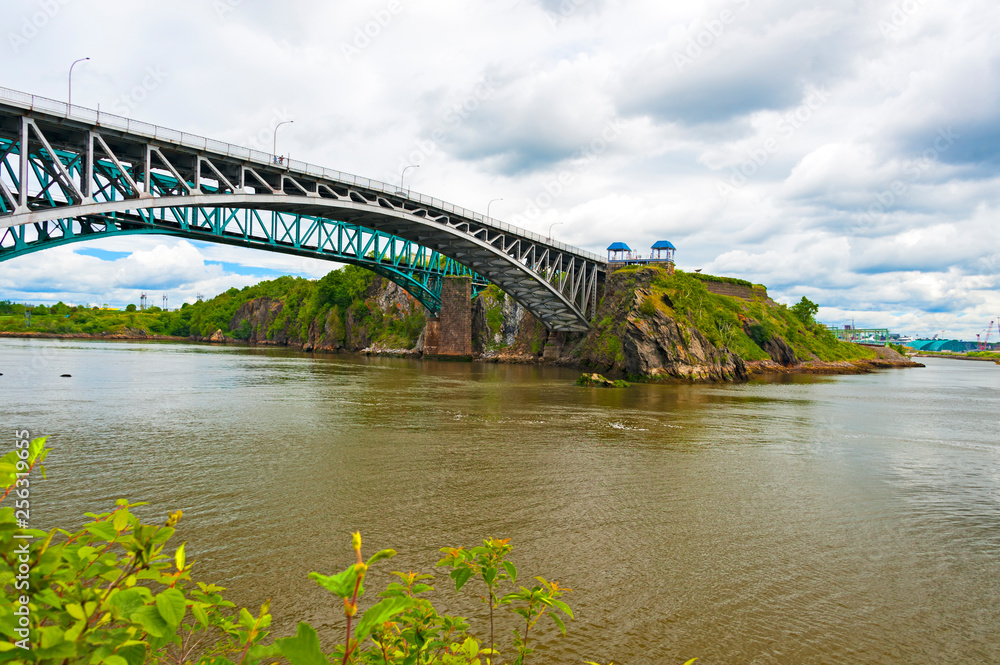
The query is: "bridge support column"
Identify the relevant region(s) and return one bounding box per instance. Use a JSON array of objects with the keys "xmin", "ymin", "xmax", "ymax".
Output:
[
  {"xmin": 543, "ymin": 331, "xmax": 565, "ymax": 361},
  {"xmin": 425, "ymin": 276, "xmax": 472, "ymax": 359},
  {"xmin": 422, "ymin": 317, "xmax": 440, "ymax": 356}
]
